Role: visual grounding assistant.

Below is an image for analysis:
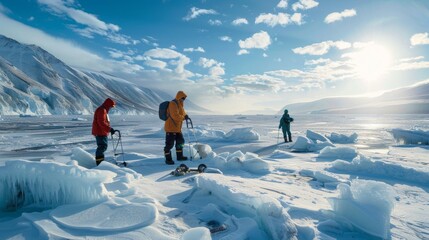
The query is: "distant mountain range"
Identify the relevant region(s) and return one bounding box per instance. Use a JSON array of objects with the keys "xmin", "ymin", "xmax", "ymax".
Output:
[
  {"xmin": 0, "ymin": 35, "xmax": 207, "ymax": 115},
  {"xmin": 280, "ymin": 80, "xmax": 429, "ymax": 114}
]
